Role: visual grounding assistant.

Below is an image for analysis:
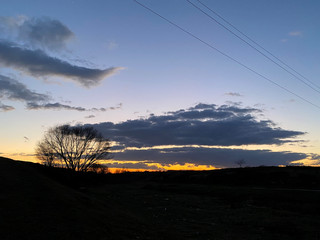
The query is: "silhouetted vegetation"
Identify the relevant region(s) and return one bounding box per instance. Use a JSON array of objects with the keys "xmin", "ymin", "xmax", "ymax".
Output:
[
  {"xmin": 235, "ymin": 158, "xmax": 246, "ymax": 168},
  {"xmin": 36, "ymin": 124, "xmax": 110, "ymax": 172}
]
